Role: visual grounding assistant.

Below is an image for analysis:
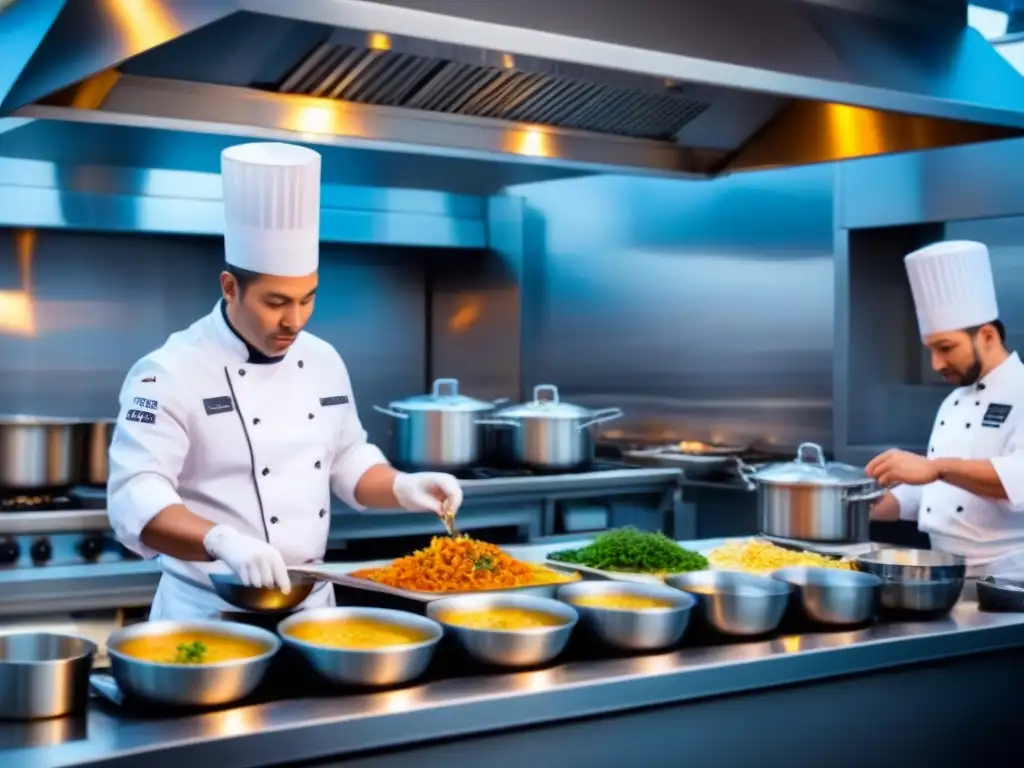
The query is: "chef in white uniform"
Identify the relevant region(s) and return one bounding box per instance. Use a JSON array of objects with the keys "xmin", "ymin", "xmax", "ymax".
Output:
[
  {"xmin": 107, "ymin": 142, "xmax": 463, "ymax": 620},
  {"xmin": 867, "ymin": 240, "xmax": 1024, "ymax": 576}
]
